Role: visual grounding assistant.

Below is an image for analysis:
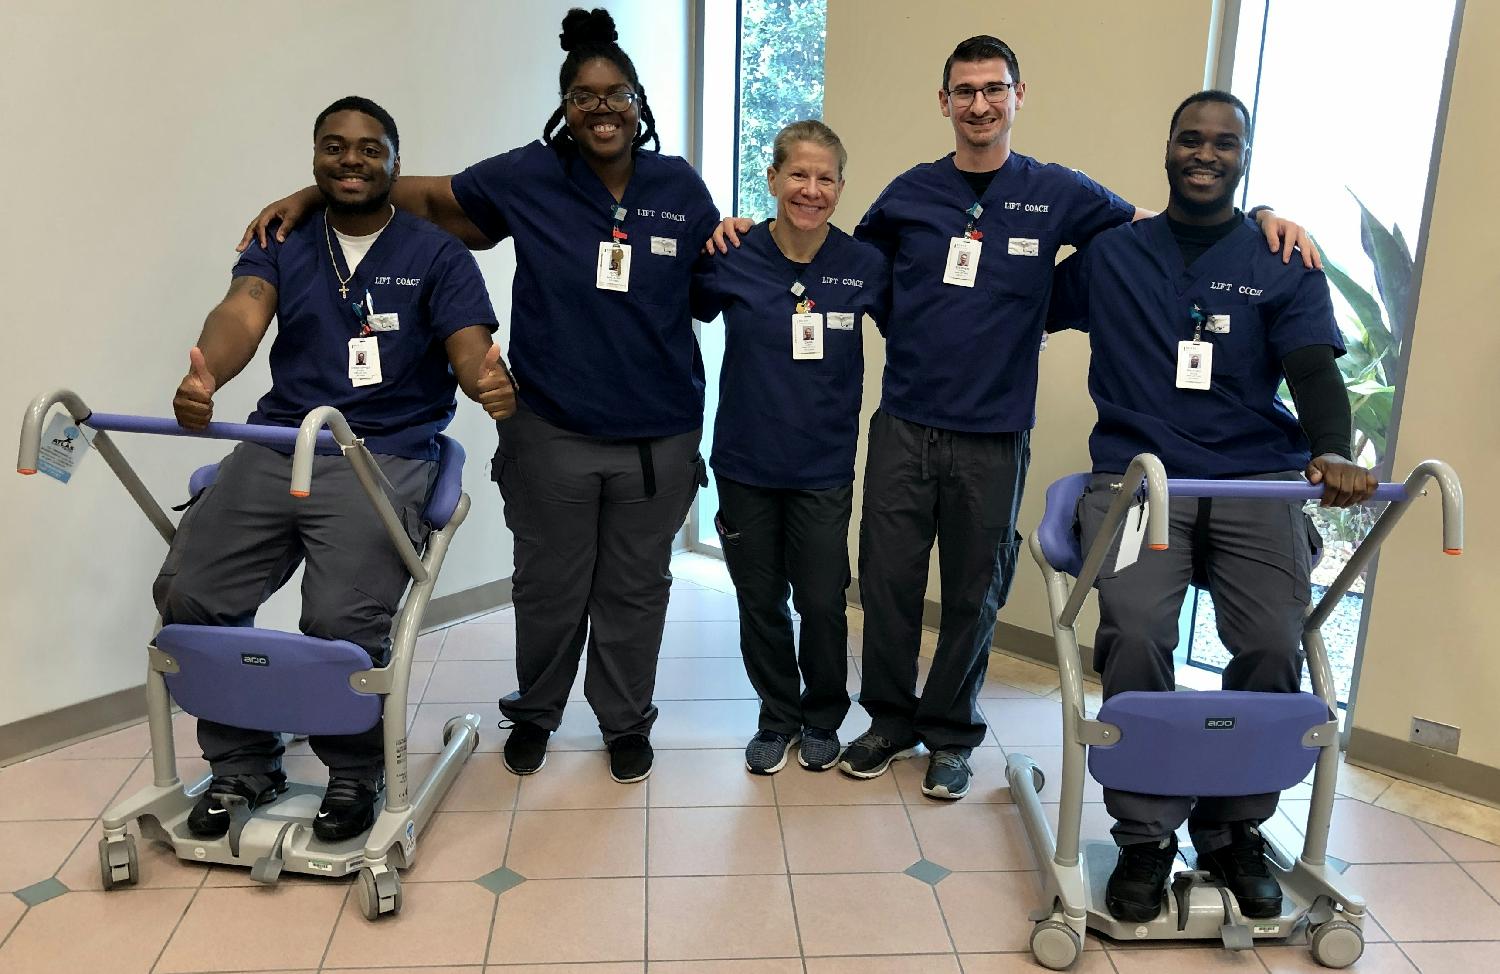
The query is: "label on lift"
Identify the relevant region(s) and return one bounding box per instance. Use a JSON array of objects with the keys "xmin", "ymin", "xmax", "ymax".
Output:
[{"xmin": 36, "ymin": 413, "xmax": 92, "ymax": 483}]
